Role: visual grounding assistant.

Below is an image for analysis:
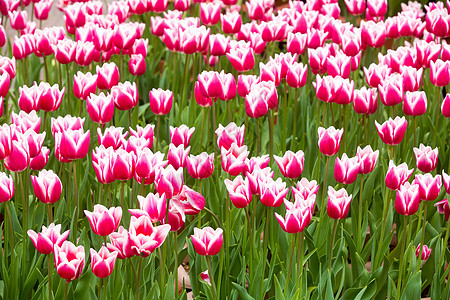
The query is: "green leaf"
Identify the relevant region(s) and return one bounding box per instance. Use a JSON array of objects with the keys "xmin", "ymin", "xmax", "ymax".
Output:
[
  {"xmin": 231, "ymin": 282, "xmax": 255, "ymax": 300},
  {"xmin": 400, "ymin": 272, "xmax": 421, "ymax": 300}
]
